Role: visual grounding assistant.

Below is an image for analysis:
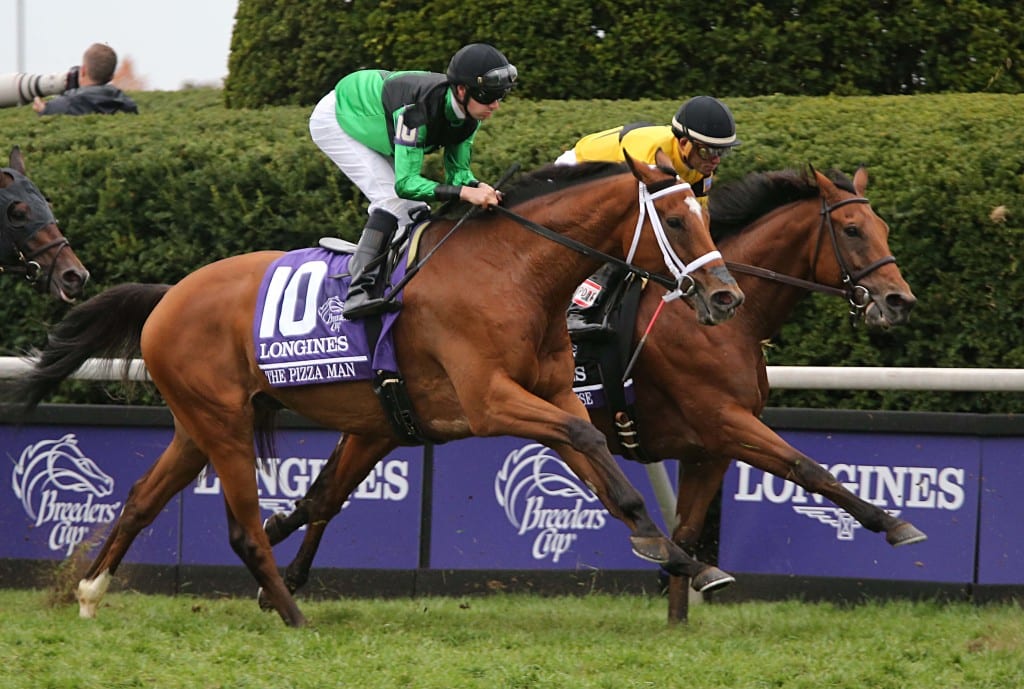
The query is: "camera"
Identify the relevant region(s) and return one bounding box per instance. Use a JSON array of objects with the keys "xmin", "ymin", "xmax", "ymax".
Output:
[{"xmin": 0, "ymin": 66, "xmax": 80, "ymax": 108}]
